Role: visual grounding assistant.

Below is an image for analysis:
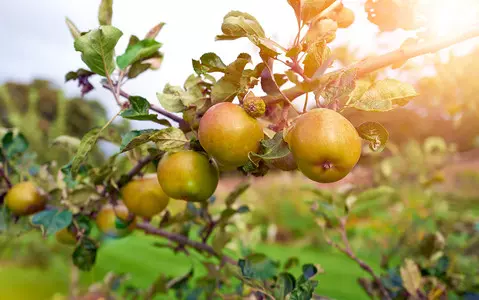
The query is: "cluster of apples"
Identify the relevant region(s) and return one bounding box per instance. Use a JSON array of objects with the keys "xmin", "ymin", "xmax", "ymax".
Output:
[{"xmin": 3, "ymin": 100, "xmax": 361, "ymax": 243}]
